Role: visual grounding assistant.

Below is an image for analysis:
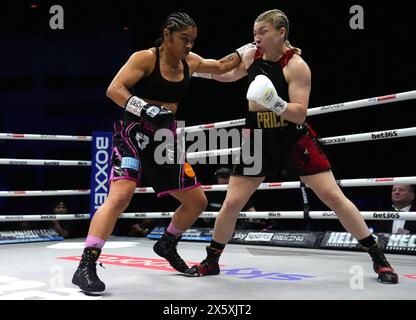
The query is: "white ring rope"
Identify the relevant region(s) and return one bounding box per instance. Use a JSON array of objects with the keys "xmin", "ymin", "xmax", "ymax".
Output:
[
  {"xmin": 319, "ymin": 127, "xmax": 416, "ymax": 145},
  {"xmin": 186, "ymin": 127, "xmax": 416, "ymax": 159},
  {"xmin": 1, "ymin": 176, "xmax": 415, "ymax": 197},
  {"xmin": 0, "ymin": 214, "xmax": 90, "ymax": 222},
  {"xmin": 1, "ymin": 90, "xmax": 415, "ymax": 141},
  {"xmin": 0, "ymin": 190, "xmax": 90, "ymax": 197},
  {"xmin": 306, "ymin": 90, "xmax": 416, "ymax": 116},
  {"xmin": 1, "ymin": 211, "xmax": 415, "ymax": 222},
  {"xmin": 2, "ymin": 126, "xmax": 415, "ymax": 166},
  {"xmin": 0, "ymin": 159, "xmax": 91, "ymax": 166},
  {"xmin": 0, "ymin": 91, "xmax": 414, "ymax": 231},
  {"xmin": 0, "ymin": 133, "xmax": 92, "ymax": 141}
]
